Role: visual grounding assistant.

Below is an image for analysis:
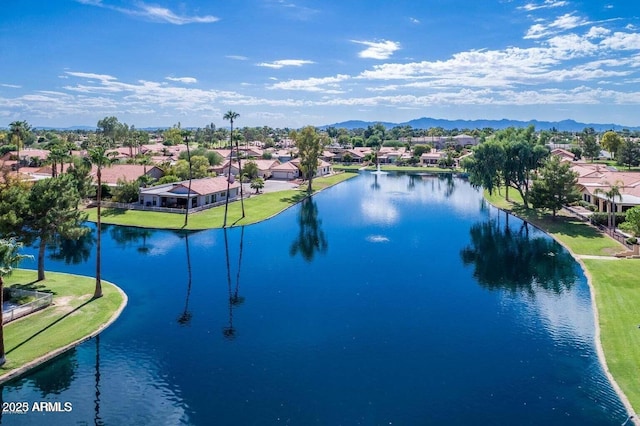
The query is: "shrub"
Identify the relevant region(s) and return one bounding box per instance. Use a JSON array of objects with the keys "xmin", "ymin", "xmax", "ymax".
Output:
[
  {"xmin": 625, "ymin": 237, "xmax": 637, "ymax": 245},
  {"xmin": 590, "ymin": 212, "xmax": 626, "ymax": 227}
]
